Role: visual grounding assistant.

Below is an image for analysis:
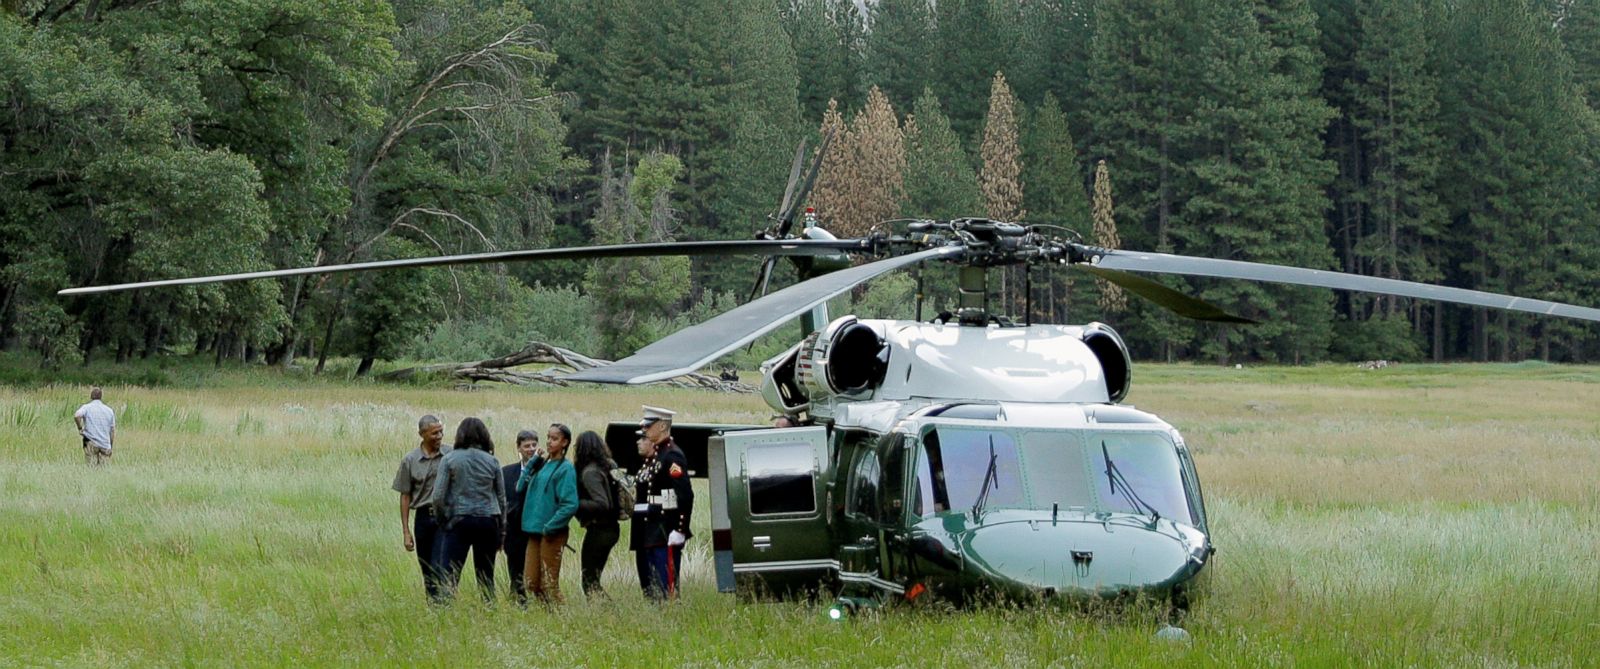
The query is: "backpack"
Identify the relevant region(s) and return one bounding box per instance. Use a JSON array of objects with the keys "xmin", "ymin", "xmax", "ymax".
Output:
[{"xmin": 608, "ymin": 466, "xmax": 634, "ymax": 522}]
